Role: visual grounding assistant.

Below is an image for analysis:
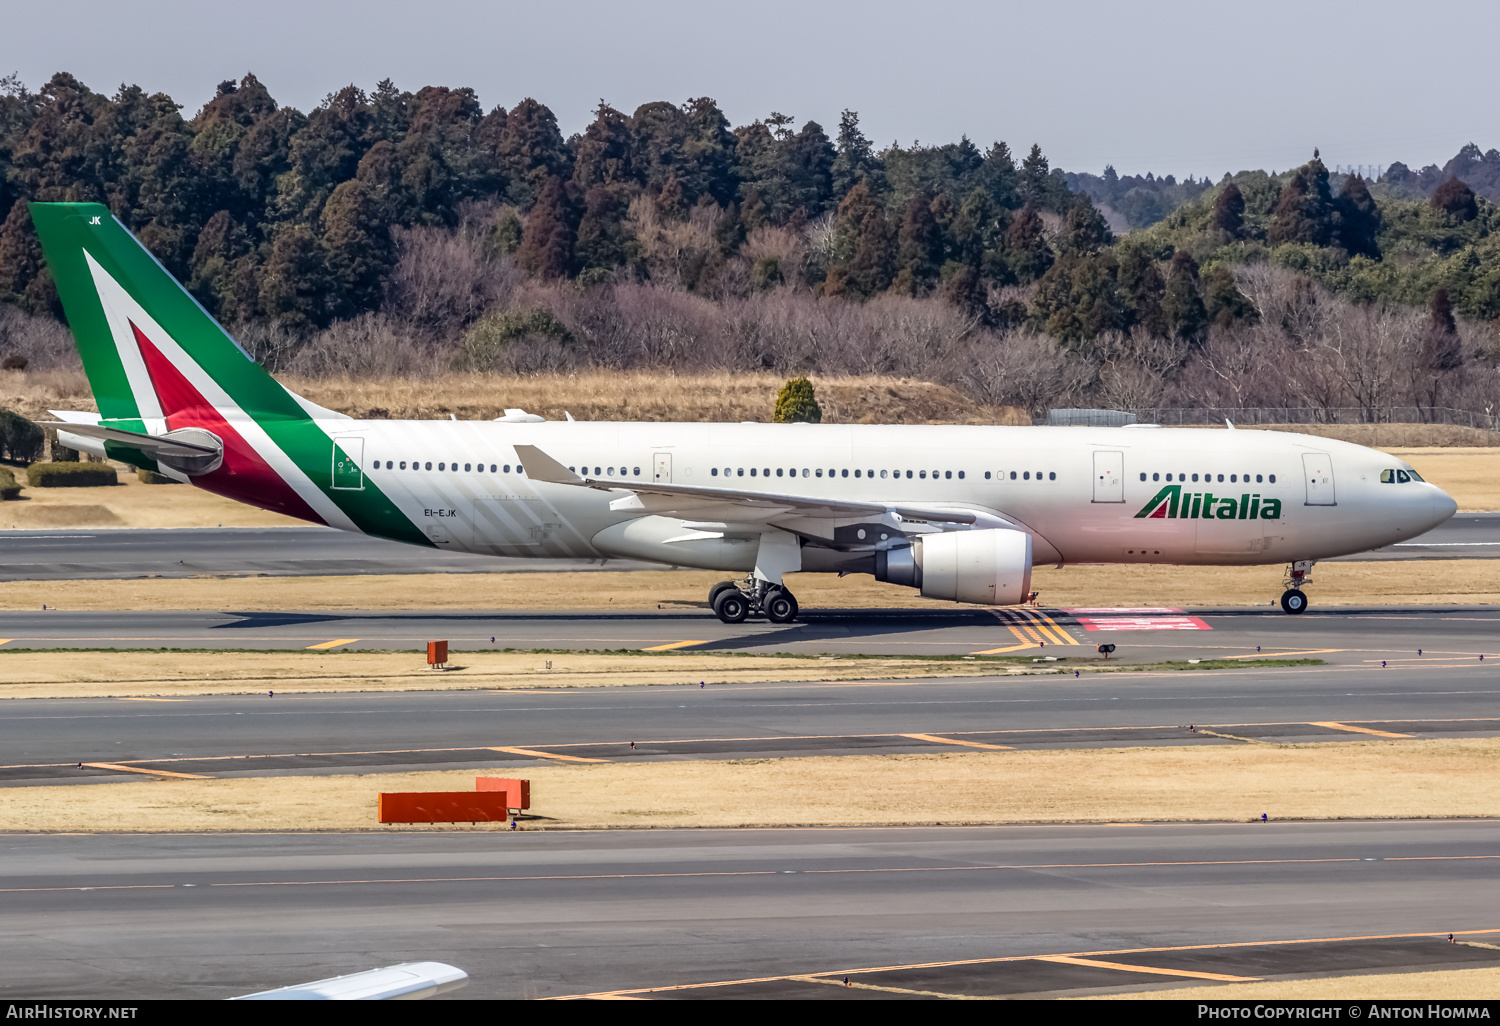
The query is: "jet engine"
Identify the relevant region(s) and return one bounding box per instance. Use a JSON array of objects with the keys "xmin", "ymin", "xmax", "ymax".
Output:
[{"xmin": 876, "ymin": 529, "xmax": 1033, "ymax": 605}]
